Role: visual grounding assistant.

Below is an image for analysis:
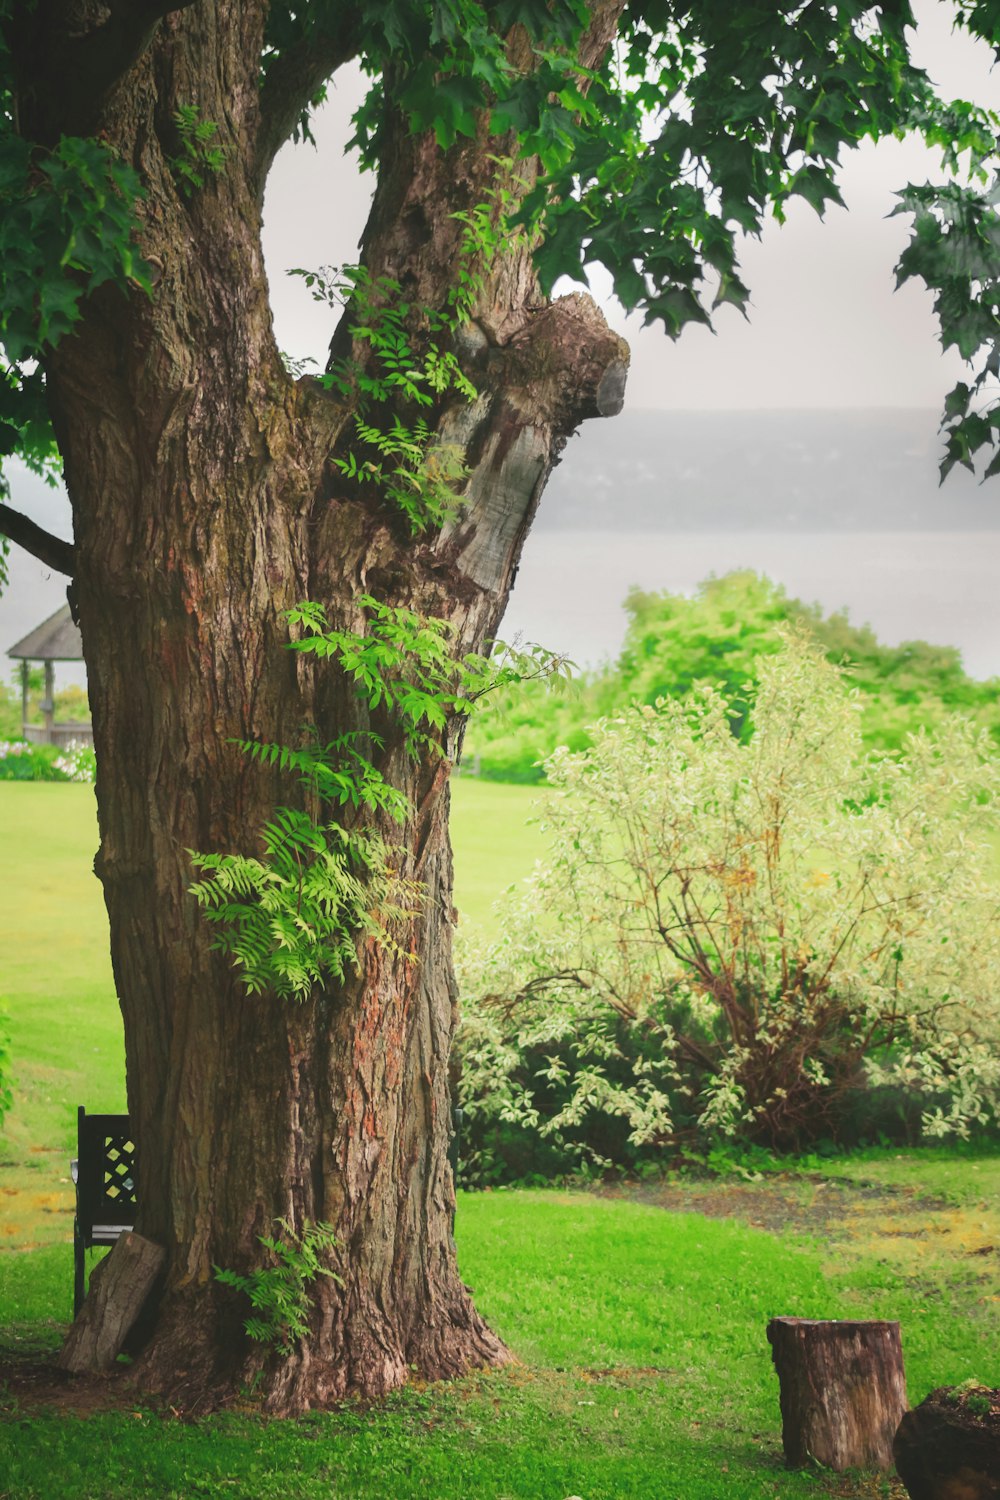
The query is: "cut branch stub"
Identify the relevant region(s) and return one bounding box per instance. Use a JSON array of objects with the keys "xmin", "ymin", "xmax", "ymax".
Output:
[
  {"xmin": 506, "ymin": 293, "xmax": 631, "ymax": 433},
  {"xmin": 767, "ymin": 1316, "xmax": 908, "ymax": 1472}
]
